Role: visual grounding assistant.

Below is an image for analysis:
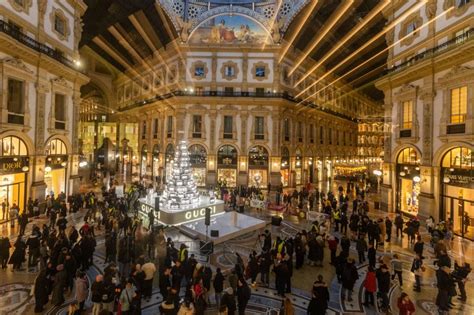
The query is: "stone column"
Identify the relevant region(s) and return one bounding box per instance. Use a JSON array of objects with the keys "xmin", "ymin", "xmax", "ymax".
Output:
[
  {"xmin": 68, "ymin": 87, "xmax": 82, "ymax": 195},
  {"xmin": 242, "ymin": 52, "xmax": 248, "ymax": 92},
  {"xmin": 30, "ymin": 81, "xmax": 49, "ymax": 201},
  {"xmin": 175, "ymin": 108, "xmax": 186, "ymax": 141},
  {"xmin": 211, "ymin": 53, "xmax": 217, "ymax": 90},
  {"xmin": 208, "ymin": 108, "xmax": 217, "ymax": 185},
  {"xmin": 418, "ymin": 86, "xmax": 436, "ymax": 220}
]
